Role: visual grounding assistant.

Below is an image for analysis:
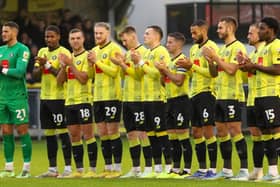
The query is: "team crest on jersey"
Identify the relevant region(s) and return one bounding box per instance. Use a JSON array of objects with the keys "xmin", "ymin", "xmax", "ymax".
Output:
[
  {"xmin": 225, "ymin": 51, "xmax": 230, "ymax": 56},
  {"xmin": 76, "ymin": 60, "xmax": 81, "ymax": 65},
  {"xmin": 102, "ymin": 53, "xmax": 108, "ymax": 59},
  {"xmin": 160, "ymin": 55, "xmax": 164, "ymax": 60},
  {"xmin": 149, "ymin": 55, "xmax": 154, "ymax": 60},
  {"xmin": 52, "ymin": 55, "xmax": 57, "ymax": 60},
  {"xmin": 9, "ymin": 53, "xmax": 14, "ymax": 57},
  {"xmin": 263, "ymin": 49, "xmax": 268, "ymax": 55}
]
